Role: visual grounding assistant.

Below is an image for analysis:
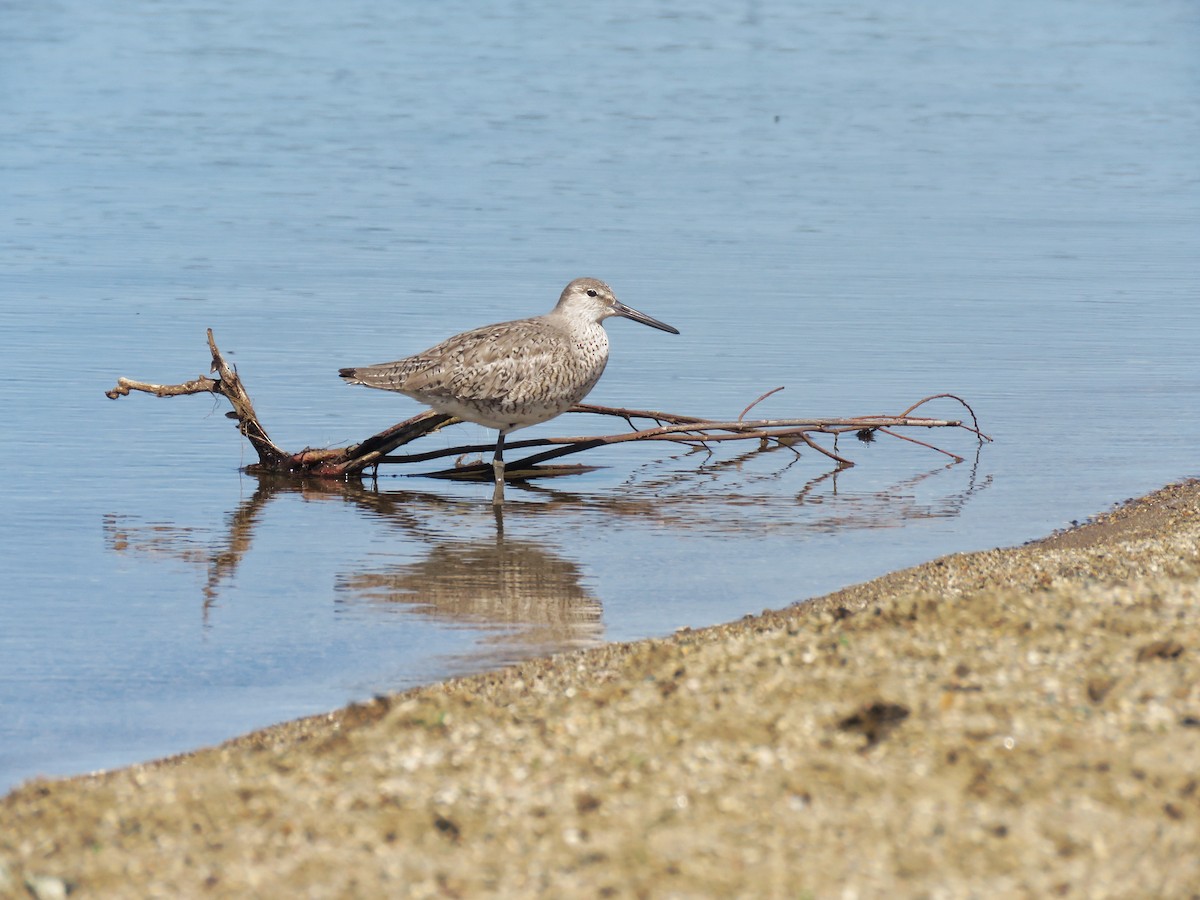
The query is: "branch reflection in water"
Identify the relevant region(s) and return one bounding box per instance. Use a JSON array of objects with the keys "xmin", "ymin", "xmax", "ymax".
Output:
[
  {"xmin": 101, "ymin": 451, "xmax": 988, "ymax": 652},
  {"xmin": 508, "ymin": 440, "xmax": 991, "ymax": 533}
]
